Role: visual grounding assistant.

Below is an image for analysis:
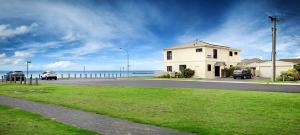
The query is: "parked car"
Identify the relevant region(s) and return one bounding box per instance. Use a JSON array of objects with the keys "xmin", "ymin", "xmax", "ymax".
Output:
[
  {"xmin": 4, "ymin": 71, "xmax": 25, "ymax": 81},
  {"xmin": 41, "ymin": 71, "xmax": 57, "ymax": 80},
  {"xmin": 233, "ymin": 70, "xmax": 252, "ymax": 79}
]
